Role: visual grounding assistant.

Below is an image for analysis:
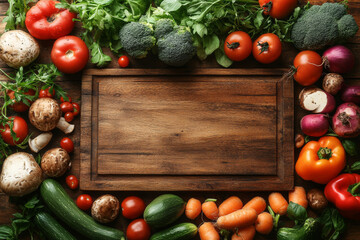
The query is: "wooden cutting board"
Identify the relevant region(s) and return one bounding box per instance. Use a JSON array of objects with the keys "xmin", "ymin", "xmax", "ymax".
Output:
[{"xmin": 80, "ymin": 68, "xmax": 294, "ymax": 191}]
